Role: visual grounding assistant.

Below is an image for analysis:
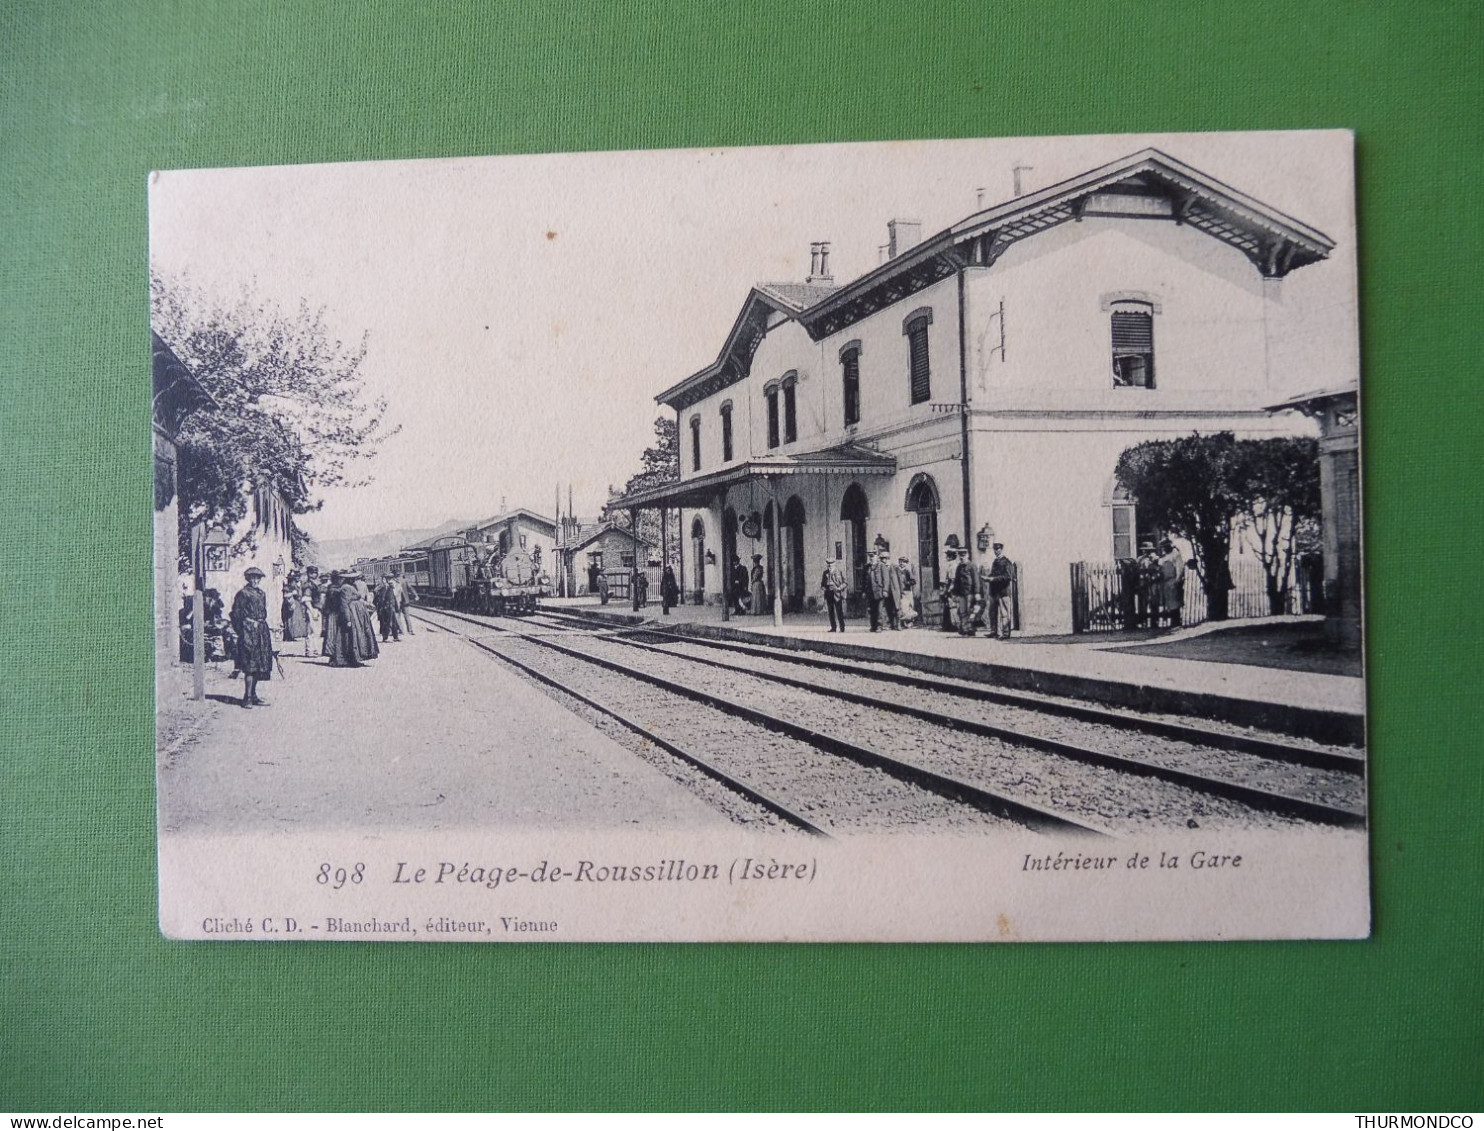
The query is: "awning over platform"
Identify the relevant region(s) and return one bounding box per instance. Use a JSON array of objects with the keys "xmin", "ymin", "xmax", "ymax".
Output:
[{"xmin": 610, "ymin": 442, "xmax": 897, "ymax": 510}]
